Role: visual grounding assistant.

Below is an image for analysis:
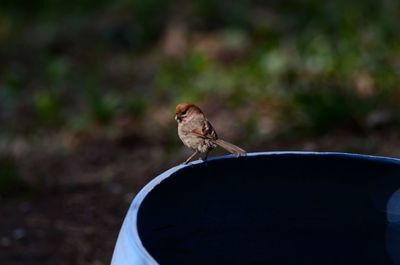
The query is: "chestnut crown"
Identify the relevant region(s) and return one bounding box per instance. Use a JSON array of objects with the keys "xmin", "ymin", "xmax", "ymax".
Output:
[
  {"xmin": 175, "ymin": 103, "xmax": 203, "ymax": 122},
  {"xmin": 175, "ymin": 103, "xmax": 202, "ymax": 115}
]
